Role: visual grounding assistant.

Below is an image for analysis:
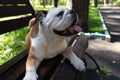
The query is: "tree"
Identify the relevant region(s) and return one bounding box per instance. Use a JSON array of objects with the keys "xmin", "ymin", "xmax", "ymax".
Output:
[
  {"xmin": 54, "ymin": 0, "xmax": 59, "ymax": 7},
  {"xmin": 39, "ymin": 0, "xmax": 46, "ymax": 8},
  {"xmin": 94, "ymin": 0, "xmax": 98, "ymax": 7},
  {"xmin": 103, "ymin": 0, "xmax": 109, "ymax": 5},
  {"xmin": 43, "ymin": 0, "xmax": 46, "ymax": 8},
  {"xmin": 92, "ymin": 0, "xmax": 98, "ymax": 7},
  {"xmin": 72, "ymin": 0, "xmax": 89, "ymax": 32}
]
